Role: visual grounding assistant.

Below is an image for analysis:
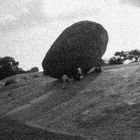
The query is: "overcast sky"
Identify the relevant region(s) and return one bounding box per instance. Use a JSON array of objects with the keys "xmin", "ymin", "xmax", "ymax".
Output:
[{"xmin": 0, "ymin": 0, "xmax": 140, "ymax": 70}]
